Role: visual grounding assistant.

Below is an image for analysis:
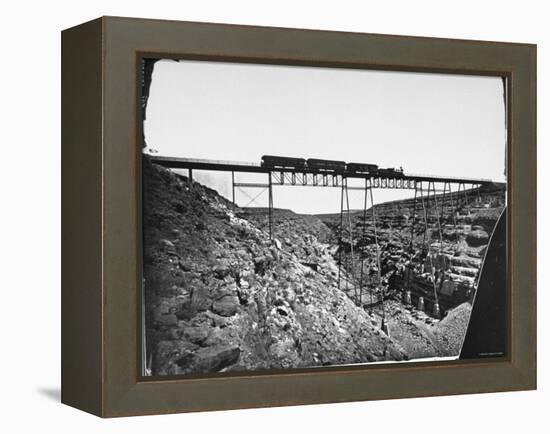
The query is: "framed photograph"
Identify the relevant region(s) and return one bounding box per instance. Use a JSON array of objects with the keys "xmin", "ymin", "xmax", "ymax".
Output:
[{"xmin": 62, "ymin": 16, "xmax": 536, "ymax": 417}]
